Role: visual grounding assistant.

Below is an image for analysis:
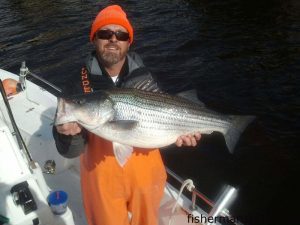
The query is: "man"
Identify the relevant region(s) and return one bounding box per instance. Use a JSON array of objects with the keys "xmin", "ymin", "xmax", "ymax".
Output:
[{"xmin": 53, "ymin": 5, "xmax": 201, "ymax": 225}]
